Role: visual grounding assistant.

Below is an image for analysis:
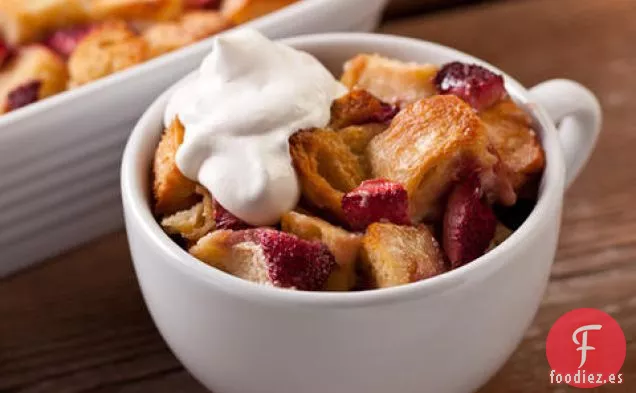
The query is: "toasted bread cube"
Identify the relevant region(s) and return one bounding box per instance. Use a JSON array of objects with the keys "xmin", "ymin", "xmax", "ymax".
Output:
[
  {"xmin": 338, "ymin": 123, "xmax": 386, "ymax": 176},
  {"xmin": 153, "ymin": 118, "xmax": 198, "ymax": 215},
  {"xmin": 281, "ymin": 211, "xmax": 361, "ymax": 291},
  {"xmin": 68, "ymin": 21, "xmax": 149, "ymax": 87},
  {"xmin": 86, "ymin": 0, "xmax": 183, "ymax": 21},
  {"xmin": 142, "ymin": 22, "xmax": 190, "ymax": 57},
  {"xmin": 329, "ymin": 89, "xmax": 394, "ymax": 129},
  {"xmin": 143, "ymin": 10, "xmax": 229, "ymax": 57},
  {"xmin": 180, "ymin": 10, "xmax": 229, "ymax": 38},
  {"xmin": 220, "ymin": 0, "xmax": 296, "ymax": 24},
  {"xmin": 338, "ymin": 124, "xmax": 387, "ymax": 156},
  {"xmin": 0, "ymin": 45, "xmax": 68, "ymax": 113},
  {"xmin": 367, "ymin": 95, "xmax": 514, "ymax": 222},
  {"xmin": 290, "ymin": 128, "xmax": 366, "ymax": 222},
  {"xmin": 361, "ymin": 223, "xmax": 445, "ymax": 288},
  {"xmin": 190, "ymin": 230, "xmax": 272, "ymax": 284},
  {"xmin": 0, "ymin": 0, "xmax": 181, "ymax": 46},
  {"xmin": 0, "ymin": 0, "xmax": 88, "ymax": 45},
  {"xmin": 341, "ymin": 54, "xmax": 439, "ymax": 105},
  {"xmin": 480, "ymin": 98, "xmax": 545, "ymax": 189},
  {"xmin": 161, "ymin": 186, "xmax": 215, "ymax": 241}
]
